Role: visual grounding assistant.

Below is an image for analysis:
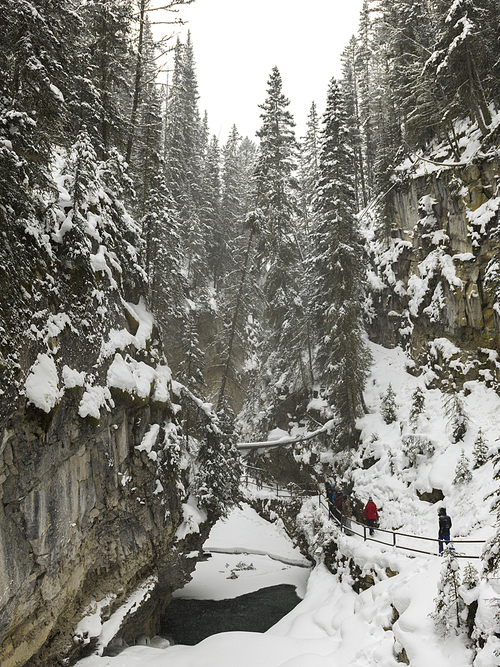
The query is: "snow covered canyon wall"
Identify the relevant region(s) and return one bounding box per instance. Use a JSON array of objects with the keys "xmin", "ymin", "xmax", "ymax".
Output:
[
  {"xmin": 0, "ymin": 173, "xmax": 209, "ymax": 666},
  {"xmin": 367, "ymin": 156, "xmax": 500, "ymax": 387}
]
